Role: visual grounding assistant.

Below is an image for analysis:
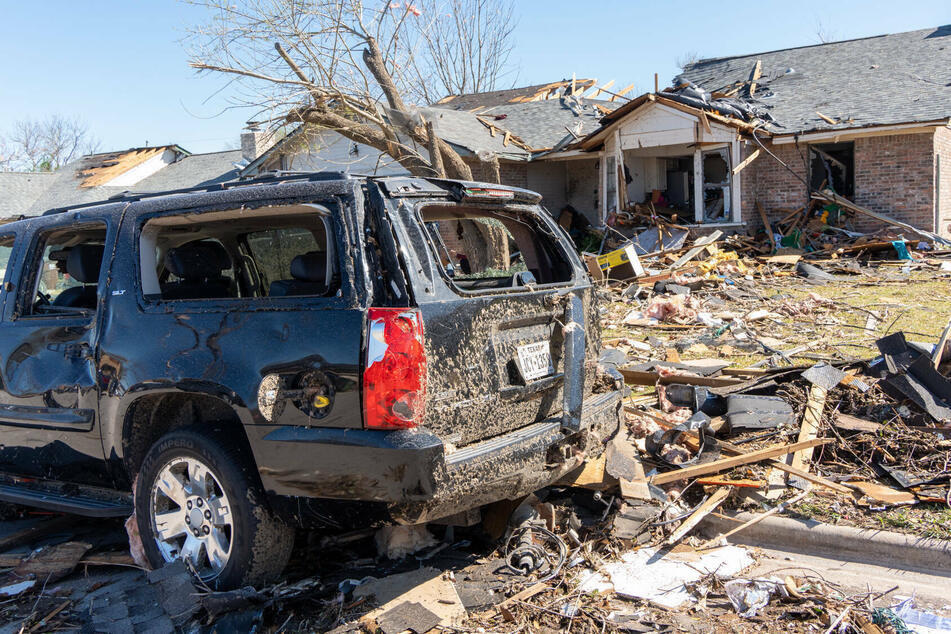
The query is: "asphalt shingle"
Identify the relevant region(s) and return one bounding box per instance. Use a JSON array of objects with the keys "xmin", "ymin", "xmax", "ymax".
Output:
[{"xmin": 676, "ymin": 25, "xmax": 951, "ymax": 134}]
